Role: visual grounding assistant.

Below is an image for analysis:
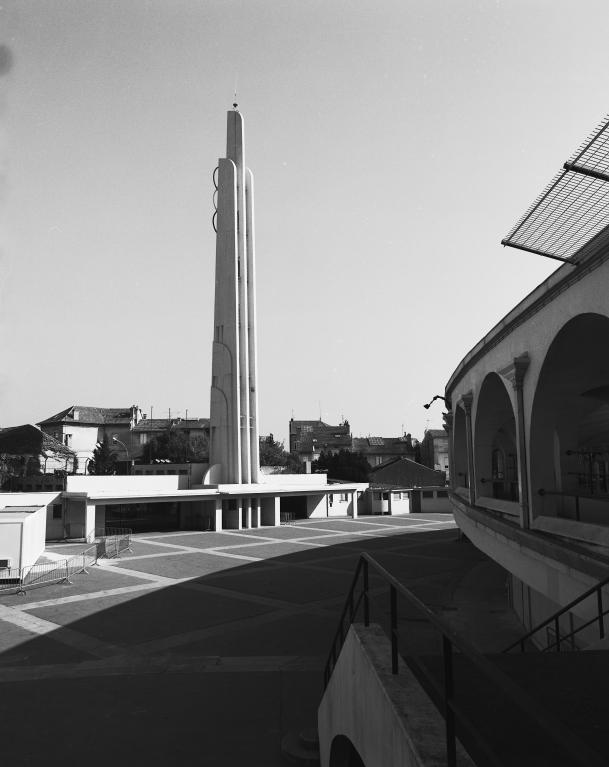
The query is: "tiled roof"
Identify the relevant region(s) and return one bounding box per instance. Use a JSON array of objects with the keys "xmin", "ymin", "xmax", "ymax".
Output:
[
  {"xmin": 297, "ymin": 436, "xmax": 352, "ymax": 452},
  {"xmin": 290, "ymin": 420, "xmax": 351, "ymax": 435},
  {"xmin": 38, "ymin": 405, "xmax": 135, "ymax": 426},
  {"xmin": 369, "ymin": 456, "xmax": 445, "ymax": 487},
  {"xmin": 0, "ymin": 424, "xmax": 75, "ymax": 456},
  {"xmin": 352, "ymin": 437, "xmax": 414, "ymax": 455},
  {"xmin": 132, "ymin": 418, "xmax": 209, "ymax": 432},
  {"xmin": 291, "ymin": 419, "xmax": 352, "ymax": 453}
]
